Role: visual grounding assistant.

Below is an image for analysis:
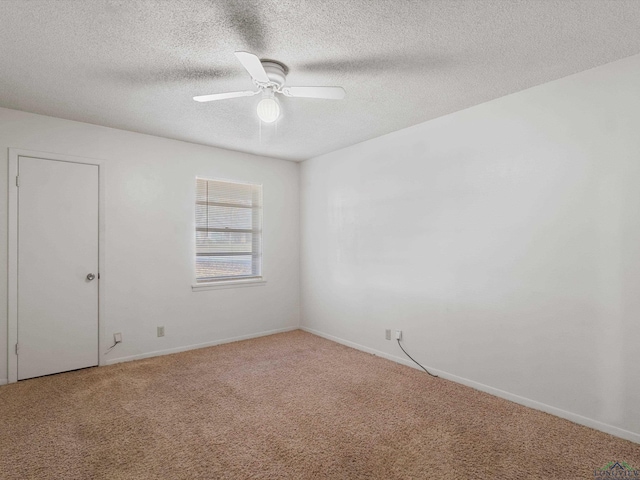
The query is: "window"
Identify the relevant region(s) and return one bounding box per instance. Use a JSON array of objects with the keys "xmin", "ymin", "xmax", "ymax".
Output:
[{"xmin": 195, "ymin": 177, "xmax": 262, "ymax": 283}]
